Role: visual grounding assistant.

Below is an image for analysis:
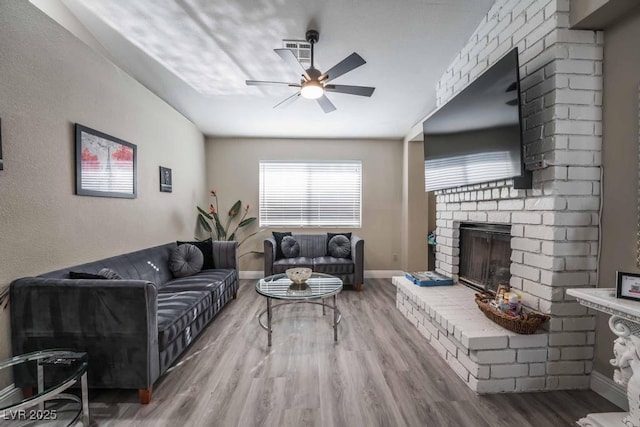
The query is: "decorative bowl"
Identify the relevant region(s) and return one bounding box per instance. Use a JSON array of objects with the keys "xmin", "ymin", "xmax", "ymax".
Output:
[{"xmin": 286, "ymin": 267, "xmax": 312, "ymax": 285}]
